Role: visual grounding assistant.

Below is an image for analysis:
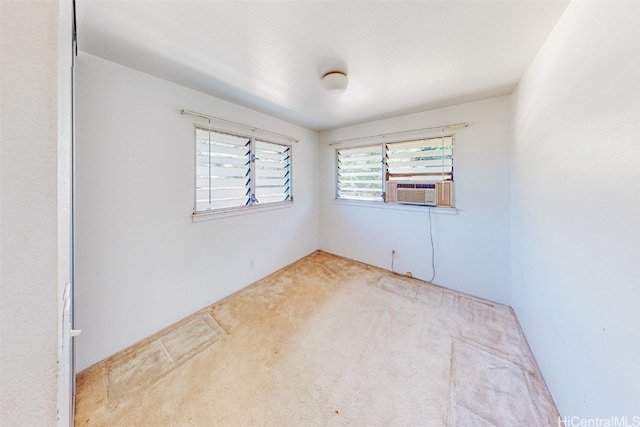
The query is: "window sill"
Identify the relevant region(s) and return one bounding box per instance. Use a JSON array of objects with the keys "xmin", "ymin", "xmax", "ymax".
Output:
[
  {"xmin": 192, "ymin": 200, "xmax": 294, "ymax": 222},
  {"xmin": 333, "ymin": 199, "xmax": 457, "ymax": 215}
]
